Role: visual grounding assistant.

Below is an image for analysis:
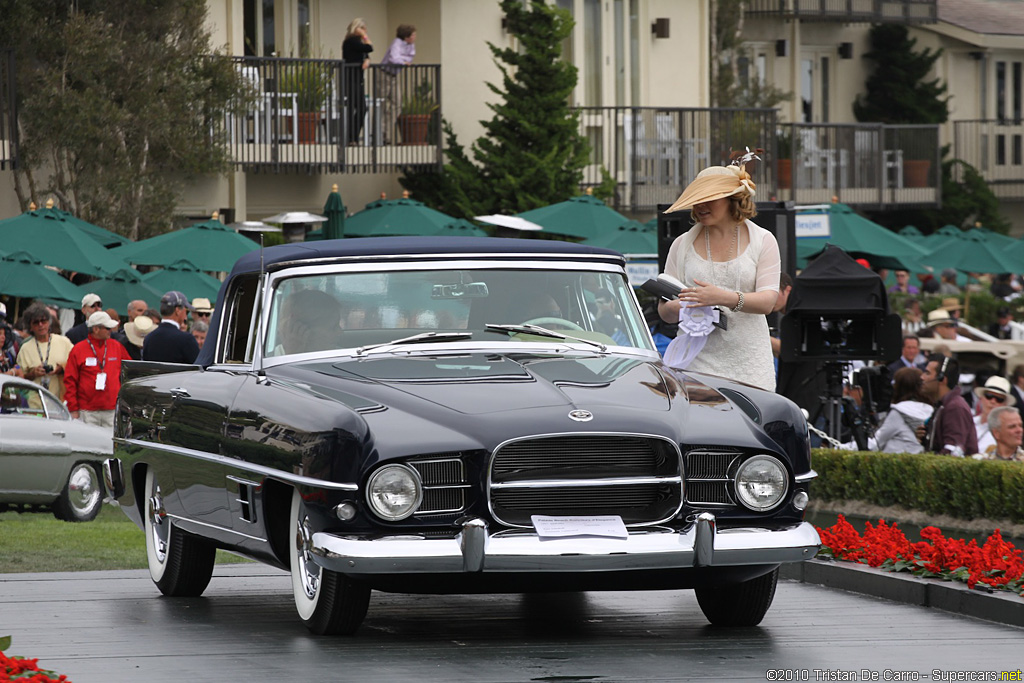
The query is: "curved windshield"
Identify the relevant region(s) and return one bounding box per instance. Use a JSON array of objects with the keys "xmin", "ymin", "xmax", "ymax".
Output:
[{"xmin": 263, "ymin": 267, "xmax": 654, "ymax": 358}]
